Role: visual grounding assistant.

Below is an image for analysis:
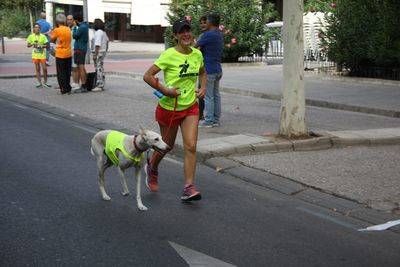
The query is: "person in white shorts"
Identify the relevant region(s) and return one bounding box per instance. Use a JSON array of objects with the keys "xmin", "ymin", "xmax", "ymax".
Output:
[{"xmin": 91, "ymin": 19, "xmax": 109, "ymax": 92}]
